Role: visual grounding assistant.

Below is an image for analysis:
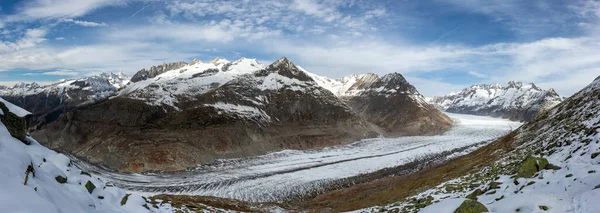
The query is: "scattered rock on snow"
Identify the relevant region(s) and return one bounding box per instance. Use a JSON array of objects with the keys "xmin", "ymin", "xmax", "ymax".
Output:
[
  {"xmin": 55, "ymin": 176, "xmax": 67, "ymax": 184},
  {"xmin": 85, "ymin": 181, "xmax": 96, "ymax": 194}
]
